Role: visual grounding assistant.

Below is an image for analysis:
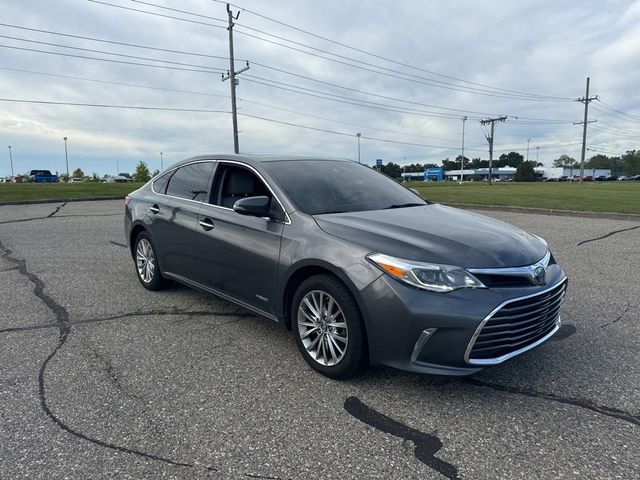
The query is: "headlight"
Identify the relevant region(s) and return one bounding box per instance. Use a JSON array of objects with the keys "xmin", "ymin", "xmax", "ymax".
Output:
[{"xmin": 367, "ymin": 253, "xmax": 486, "ymax": 293}]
